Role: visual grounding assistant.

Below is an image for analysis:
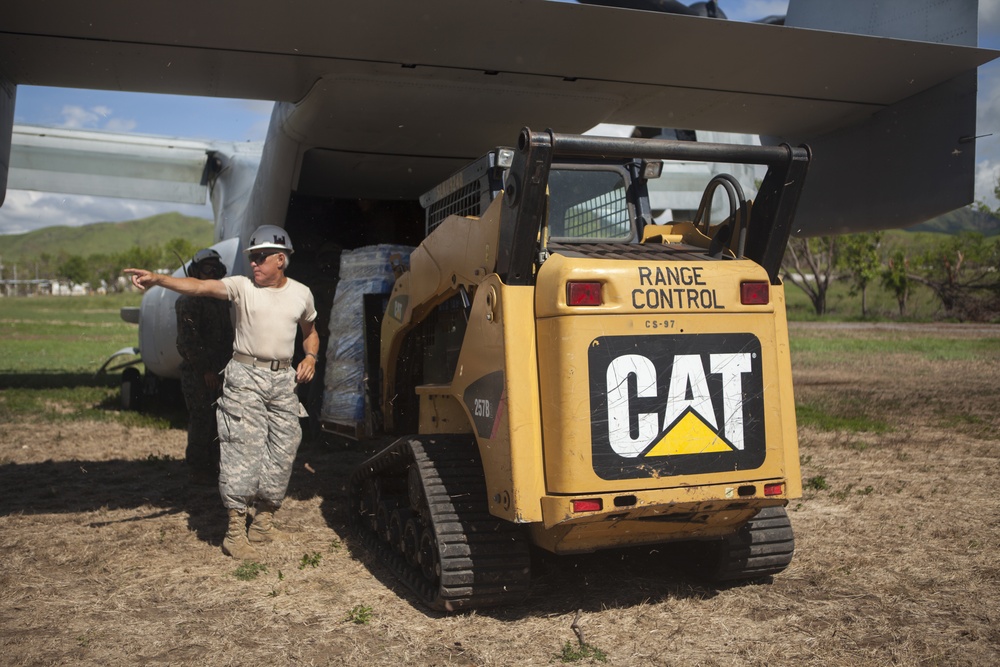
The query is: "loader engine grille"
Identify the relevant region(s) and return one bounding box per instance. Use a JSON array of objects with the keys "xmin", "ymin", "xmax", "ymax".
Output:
[
  {"xmin": 425, "ymin": 179, "xmax": 487, "ymax": 235},
  {"xmin": 420, "ymin": 148, "xmax": 510, "ymax": 237}
]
